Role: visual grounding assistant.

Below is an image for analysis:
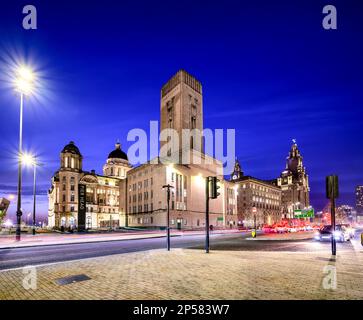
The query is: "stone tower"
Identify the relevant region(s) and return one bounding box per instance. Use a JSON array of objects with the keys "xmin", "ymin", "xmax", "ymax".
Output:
[
  {"xmin": 160, "ymin": 70, "xmax": 203, "ymax": 158},
  {"xmin": 277, "ymin": 140, "xmax": 310, "ymax": 218}
]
